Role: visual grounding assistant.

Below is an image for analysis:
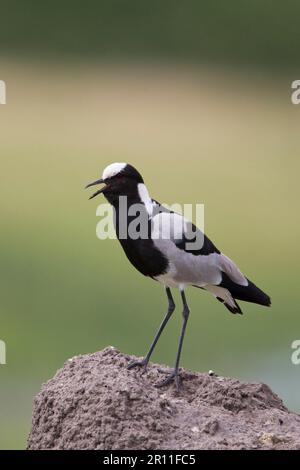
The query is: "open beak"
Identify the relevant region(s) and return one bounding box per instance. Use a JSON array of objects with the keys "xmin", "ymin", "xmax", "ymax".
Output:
[{"xmin": 85, "ymin": 178, "xmax": 107, "ymax": 200}]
